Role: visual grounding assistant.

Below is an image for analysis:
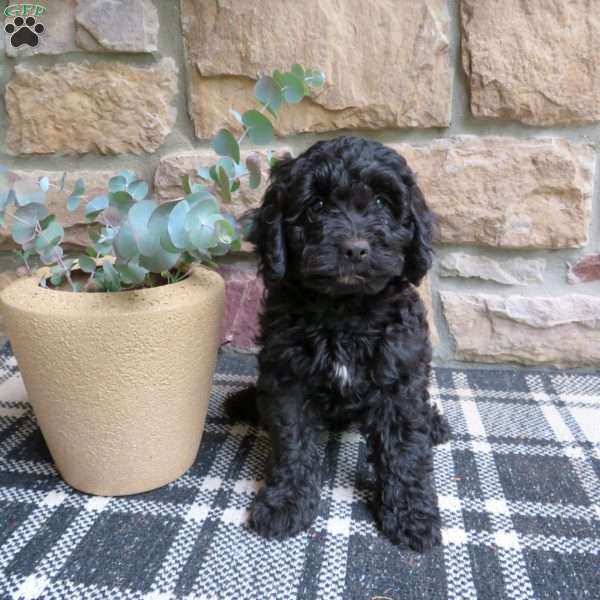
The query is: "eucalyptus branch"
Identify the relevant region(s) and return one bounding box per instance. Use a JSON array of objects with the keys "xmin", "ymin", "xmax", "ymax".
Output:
[{"xmin": 0, "ymin": 64, "xmax": 325, "ymax": 293}]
